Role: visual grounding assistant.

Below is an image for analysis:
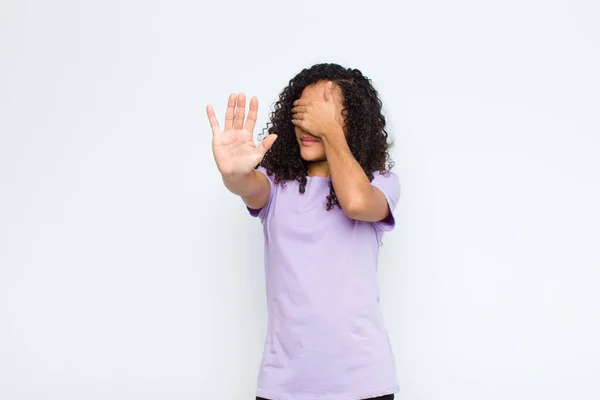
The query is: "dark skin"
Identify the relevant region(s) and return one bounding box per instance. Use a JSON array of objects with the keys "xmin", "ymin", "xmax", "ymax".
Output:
[
  {"xmin": 205, "ymin": 80, "xmax": 390, "ymax": 222},
  {"xmin": 289, "ymin": 81, "xmax": 390, "ymax": 221}
]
